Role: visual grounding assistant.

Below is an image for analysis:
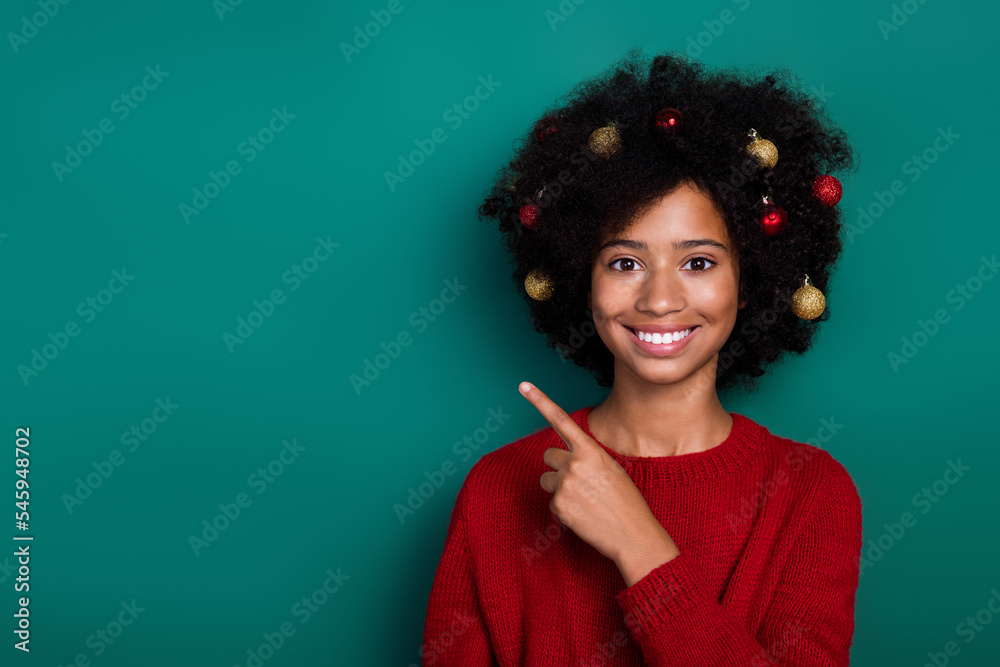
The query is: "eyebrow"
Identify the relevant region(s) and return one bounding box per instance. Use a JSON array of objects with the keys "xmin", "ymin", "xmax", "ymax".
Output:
[{"xmin": 596, "ymin": 238, "xmax": 731, "ymax": 255}]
